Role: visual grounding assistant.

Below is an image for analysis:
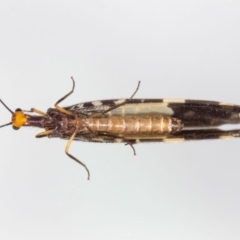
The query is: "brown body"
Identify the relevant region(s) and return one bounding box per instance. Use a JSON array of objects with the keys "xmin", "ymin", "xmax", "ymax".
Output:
[
  {"xmin": 3, "ymin": 76, "xmax": 240, "ymax": 180},
  {"xmin": 79, "ymin": 115, "xmax": 183, "ymax": 135},
  {"xmin": 16, "ymin": 109, "xmax": 183, "ymax": 142}
]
